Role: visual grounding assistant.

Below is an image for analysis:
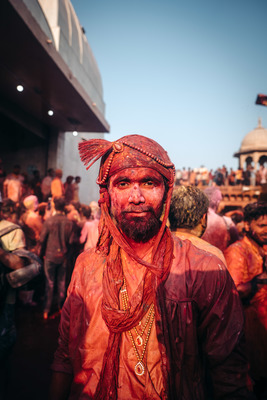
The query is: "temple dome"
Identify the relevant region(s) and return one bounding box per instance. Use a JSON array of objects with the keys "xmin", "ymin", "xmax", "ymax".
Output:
[{"xmin": 239, "ymin": 118, "xmax": 267, "ymax": 152}]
